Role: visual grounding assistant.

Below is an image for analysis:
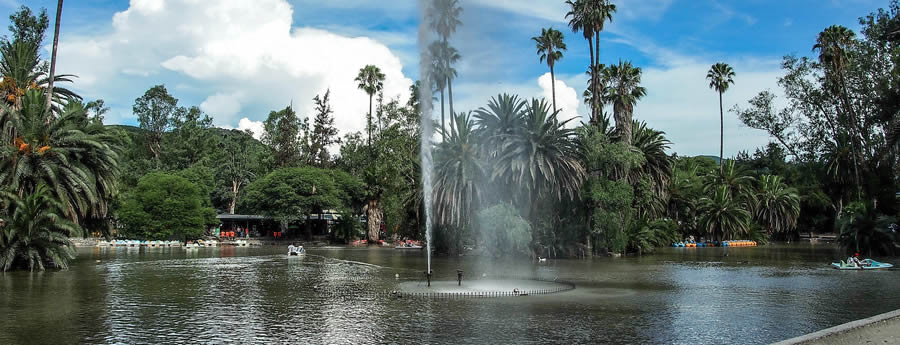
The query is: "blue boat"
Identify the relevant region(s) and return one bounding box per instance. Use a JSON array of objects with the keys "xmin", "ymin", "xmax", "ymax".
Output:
[{"xmin": 831, "ymin": 259, "xmax": 894, "ymax": 270}]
